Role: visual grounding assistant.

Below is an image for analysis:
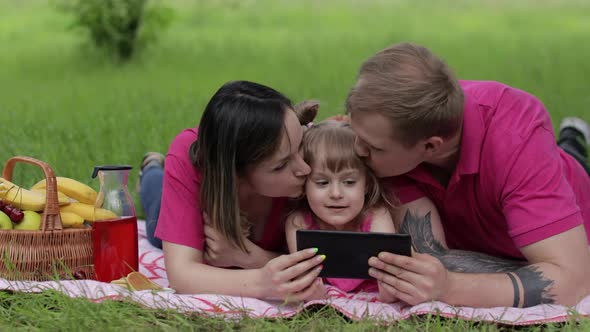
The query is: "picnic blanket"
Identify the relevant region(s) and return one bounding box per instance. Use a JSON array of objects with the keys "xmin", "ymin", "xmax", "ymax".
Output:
[{"xmin": 1, "ymin": 221, "xmax": 589, "ymax": 325}]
